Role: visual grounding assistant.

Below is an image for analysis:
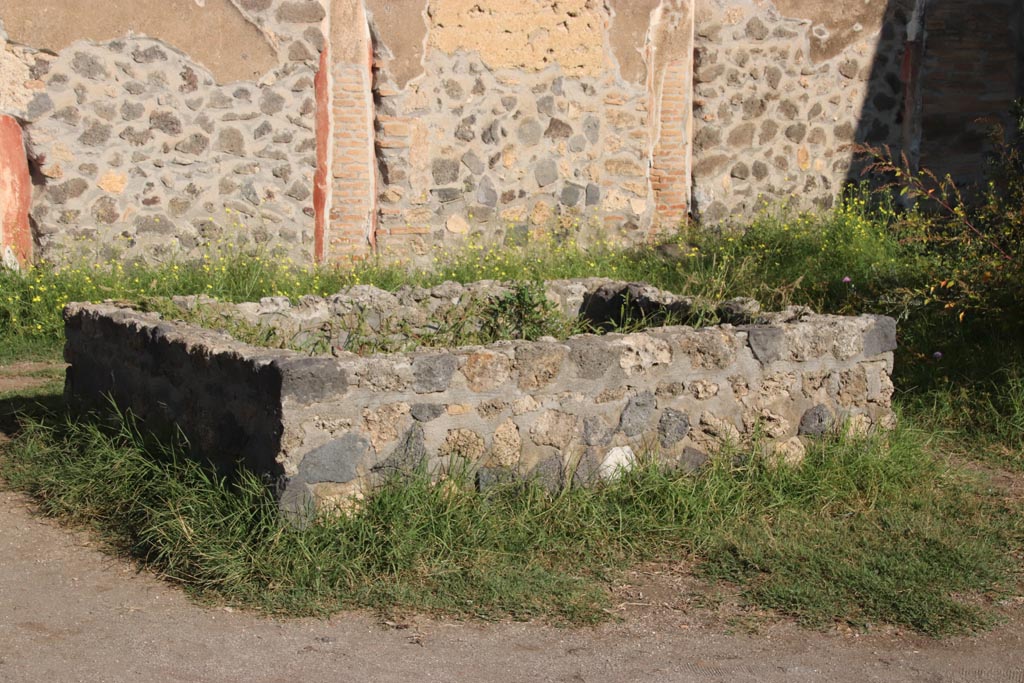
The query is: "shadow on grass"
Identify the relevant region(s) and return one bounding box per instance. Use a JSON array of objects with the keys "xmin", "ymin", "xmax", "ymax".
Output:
[{"xmin": 0, "ymin": 386, "xmax": 66, "ymax": 440}]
